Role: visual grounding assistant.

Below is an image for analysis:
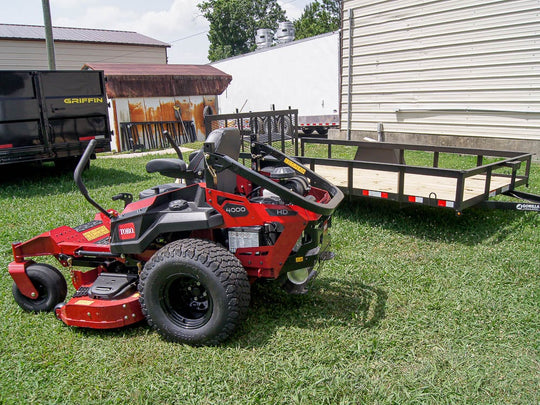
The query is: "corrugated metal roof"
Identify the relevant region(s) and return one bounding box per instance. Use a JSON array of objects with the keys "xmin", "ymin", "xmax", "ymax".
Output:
[
  {"xmin": 84, "ymin": 63, "xmax": 232, "ymax": 98},
  {"xmin": 0, "ymin": 23, "xmax": 169, "ymax": 47},
  {"xmin": 84, "ymin": 63, "xmax": 228, "ymax": 77}
]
